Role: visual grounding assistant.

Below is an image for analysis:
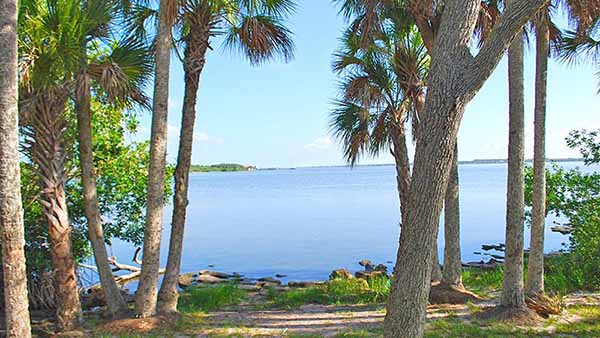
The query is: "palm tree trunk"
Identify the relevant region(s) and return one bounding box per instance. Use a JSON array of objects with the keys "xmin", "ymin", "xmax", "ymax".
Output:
[
  {"xmin": 0, "ymin": 1, "xmax": 32, "ymax": 335},
  {"xmin": 500, "ymin": 33, "xmax": 526, "ymax": 309},
  {"xmin": 135, "ymin": 0, "xmax": 173, "ymax": 318},
  {"xmin": 75, "ymin": 70, "xmax": 127, "ymax": 315},
  {"xmin": 442, "ymin": 142, "xmax": 462, "ymax": 287},
  {"xmin": 391, "ymin": 126, "xmax": 411, "ymax": 226},
  {"xmin": 383, "ymin": 1, "xmax": 544, "ymax": 335},
  {"xmin": 526, "ymin": 19, "xmax": 549, "ymax": 296},
  {"xmin": 158, "ymin": 37, "xmax": 209, "ymax": 314},
  {"xmin": 24, "ymin": 89, "xmax": 82, "ymax": 331}
]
